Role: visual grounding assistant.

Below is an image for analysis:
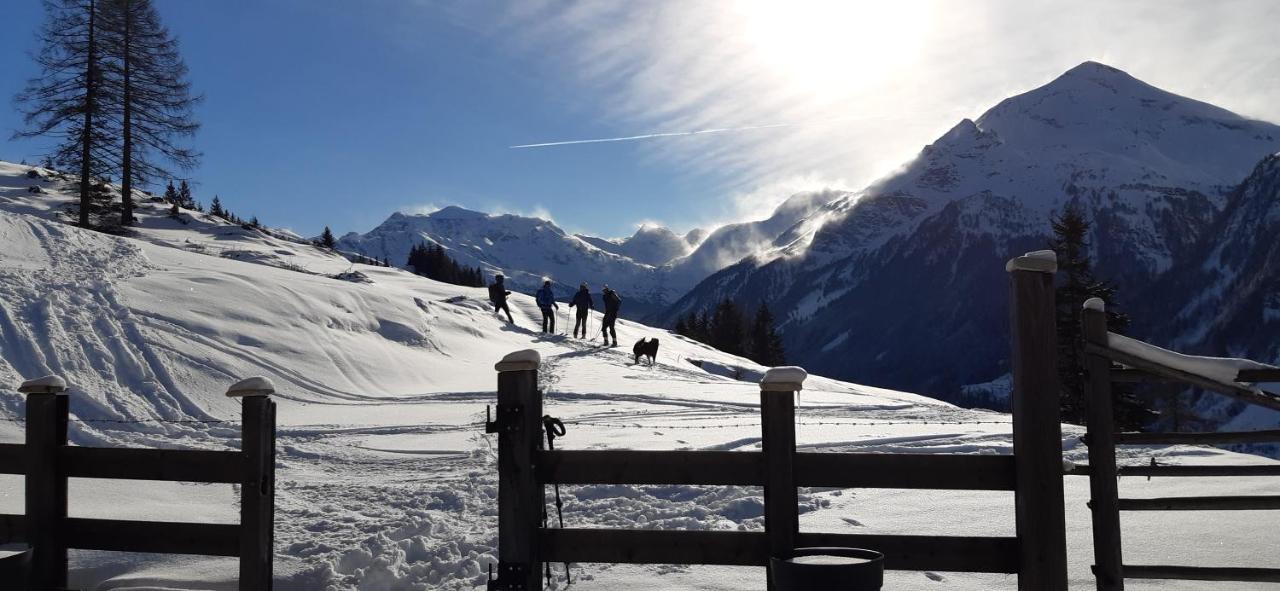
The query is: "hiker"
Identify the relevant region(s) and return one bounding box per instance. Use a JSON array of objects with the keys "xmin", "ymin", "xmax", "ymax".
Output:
[
  {"xmin": 488, "ymin": 274, "xmax": 513, "ymax": 323},
  {"xmin": 569, "ymin": 282, "xmax": 593, "ymax": 338},
  {"xmin": 535, "ymin": 280, "xmax": 558, "ymax": 334},
  {"xmin": 601, "ymin": 284, "xmax": 622, "ymax": 347}
]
